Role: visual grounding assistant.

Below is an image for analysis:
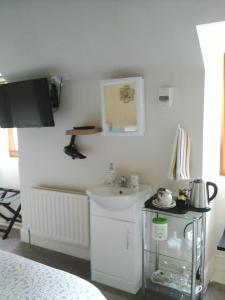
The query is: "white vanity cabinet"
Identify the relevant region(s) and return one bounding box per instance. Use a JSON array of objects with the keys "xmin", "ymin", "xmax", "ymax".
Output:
[
  {"xmin": 91, "ymin": 217, "xmax": 138, "ymax": 286},
  {"xmin": 88, "ymin": 184, "xmax": 153, "ymax": 294}
]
